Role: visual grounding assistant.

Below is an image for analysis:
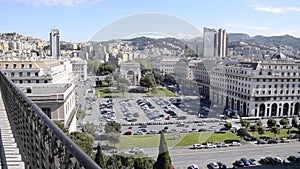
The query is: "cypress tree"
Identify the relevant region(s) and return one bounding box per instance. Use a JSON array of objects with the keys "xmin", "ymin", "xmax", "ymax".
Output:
[
  {"xmin": 94, "ymin": 143, "xmax": 106, "ymax": 169},
  {"xmin": 154, "ymin": 133, "xmax": 172, "ymax": 169}
]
